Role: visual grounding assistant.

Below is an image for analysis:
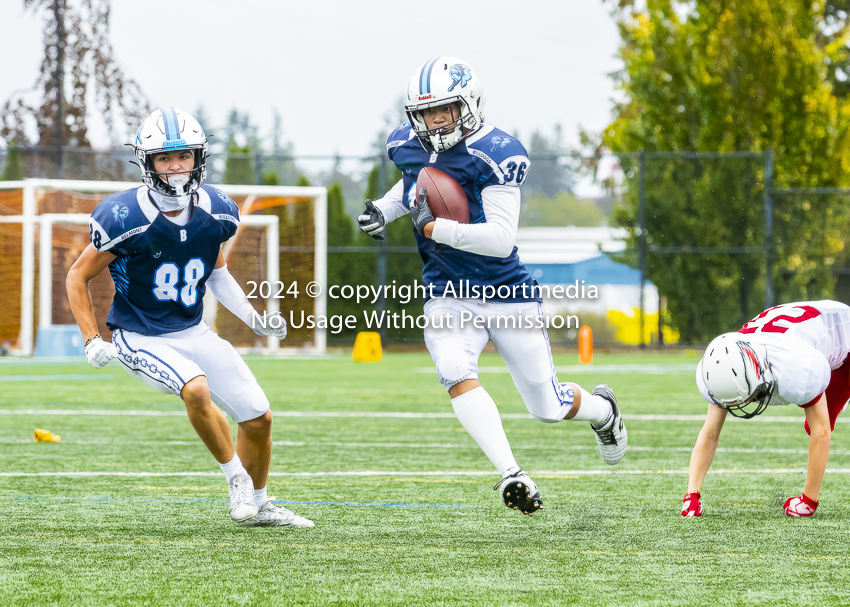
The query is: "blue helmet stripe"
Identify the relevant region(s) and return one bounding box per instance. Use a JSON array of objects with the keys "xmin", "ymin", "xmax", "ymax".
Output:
[
  {"xmin": 420, "ymin": 58, "xmax": 439, "ymax": 95},
  {"xmin": 161, "ymin": 107, "xmax": 180, "ymax": 143}
]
